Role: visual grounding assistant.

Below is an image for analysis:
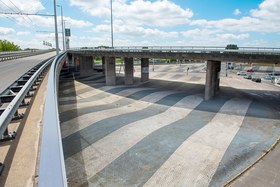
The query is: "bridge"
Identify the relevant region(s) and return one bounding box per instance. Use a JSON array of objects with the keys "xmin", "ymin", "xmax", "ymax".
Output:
[
  {"xmin": 68, "ymin": 46, "xmax": 280, "ymax": 100},
  {"xmin": 0, "ymin": 47, "xmax": 280, "ymax": 187}
]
